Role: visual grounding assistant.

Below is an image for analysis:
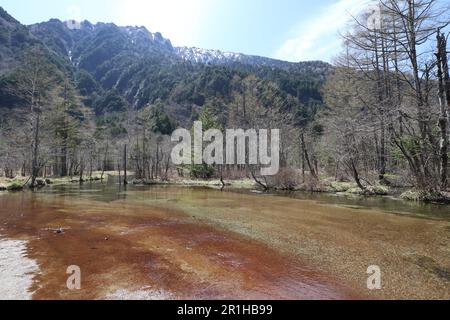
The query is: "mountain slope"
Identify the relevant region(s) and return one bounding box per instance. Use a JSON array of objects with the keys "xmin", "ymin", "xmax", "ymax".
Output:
[
  {"xmin": 0, "ymin": 7, "xmax": 331, "ymax": 129},
  {"xmin": 175, "ymin": 46, "xmax": 331, "ymax": 74},
  {"xmin": 0, "ymin": 7, "xmax": 40, "ymax": 75}
]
